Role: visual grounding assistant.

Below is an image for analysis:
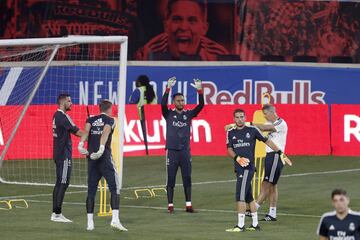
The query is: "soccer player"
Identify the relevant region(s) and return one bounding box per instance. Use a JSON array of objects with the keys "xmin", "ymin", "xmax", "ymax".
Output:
[
  {"xmin": 51, "ymin": 93, "xmax": 84, "ymax": 223},
  {"xmin": 225, "ymin": 109, "xmax": 291, "ymax": 232},
  {"xmin": 317, "ymin": 189, "xmax": 360, "ymax": 239},
  {"xmin": 253, "ymin": 104, "xmax": 289, "ymax": 221},
  {"xmin": 161, "ymin": 76, "xmax": 204, "ymax": 213},
  {"xmin": 78, "ymin": 100, "xmax": 127, "ymax": 231}
]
